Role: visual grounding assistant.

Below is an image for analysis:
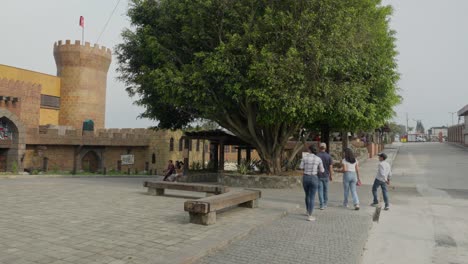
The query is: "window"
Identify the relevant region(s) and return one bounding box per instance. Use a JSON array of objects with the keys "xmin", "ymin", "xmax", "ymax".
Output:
[
  {"xmin": 196, "ymin": 140, "xmax": 200, "ymax": 152},
  {"xmin": 189, "ymin": 140, "xmax": 192, "ymax": 151},
  {"xmin": 179, "ymin": 138, "xmax": 183, "ymax": 151},
  {"xmin": 169, "ymin": 138, "xmax": 174, "ymax": 151},
  {"xmin": 152, "ymin": 153, "xmax": 156, "ymax": 164},
  {"xmin": 40, "ymin": 95, "xmax": 60, "ymax": 108}
]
